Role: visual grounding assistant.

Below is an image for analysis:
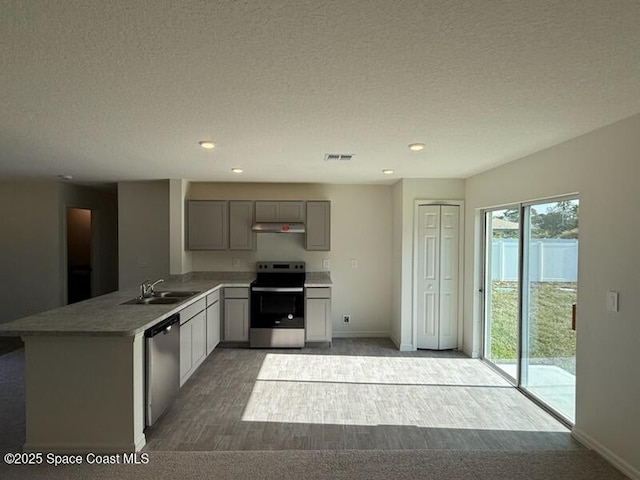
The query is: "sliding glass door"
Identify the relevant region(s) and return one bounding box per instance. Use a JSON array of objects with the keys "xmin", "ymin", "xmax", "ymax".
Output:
[
  {"xmin": 483, "ymin": 198, "xmax": 578, "ymax": 424},
  {"xmin": 483, "ymin": 208, "xmax": 520, "ymax": 382},
  {"xmin": 521, "ymin": 199, "xmax": 578, "ymax": 422}
]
